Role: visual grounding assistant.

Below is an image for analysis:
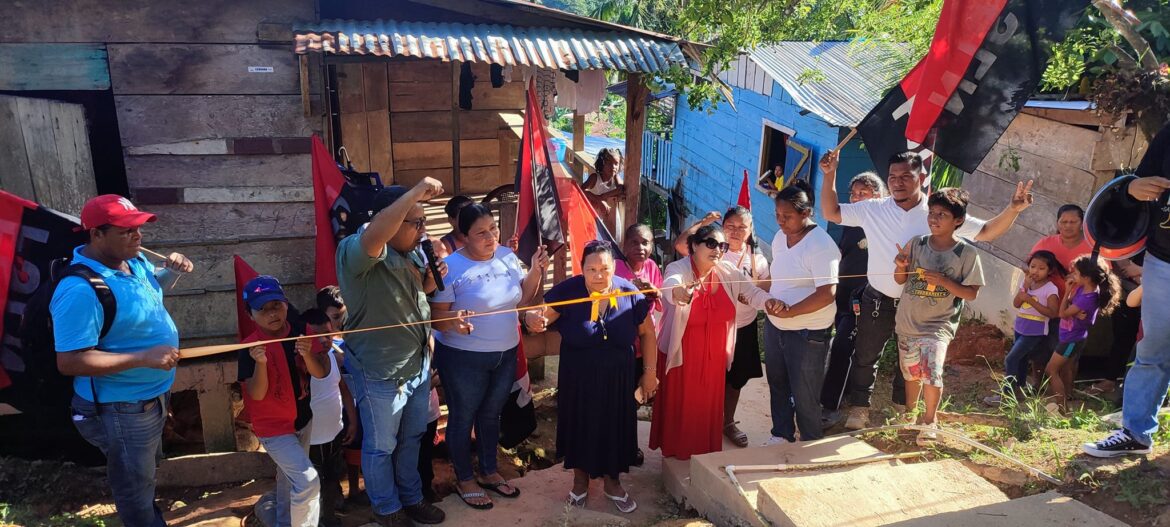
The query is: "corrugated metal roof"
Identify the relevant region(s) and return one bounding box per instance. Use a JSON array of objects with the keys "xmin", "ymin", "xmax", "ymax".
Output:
[
  {"xmin": 294, "ymin": 19, "xmax": 688, "ymax": 73},
  {"xmin": 748, "ymin": 41, "xmax": 909, "ymax": 127}
]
